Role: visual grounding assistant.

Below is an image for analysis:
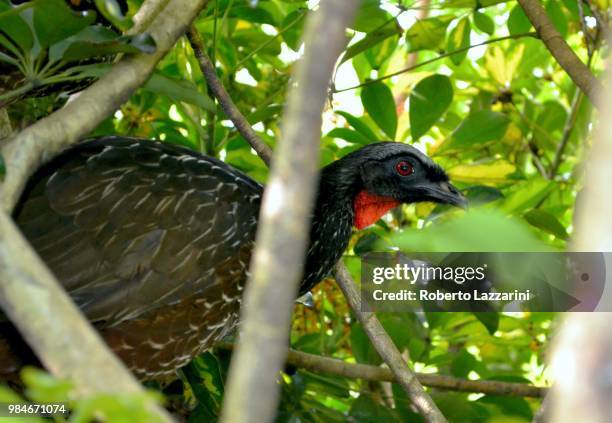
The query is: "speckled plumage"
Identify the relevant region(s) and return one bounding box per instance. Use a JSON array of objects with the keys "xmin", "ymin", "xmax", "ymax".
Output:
[{"xmin": 0, "ymin": 137, "xmax": 464, "ymax": 380}]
